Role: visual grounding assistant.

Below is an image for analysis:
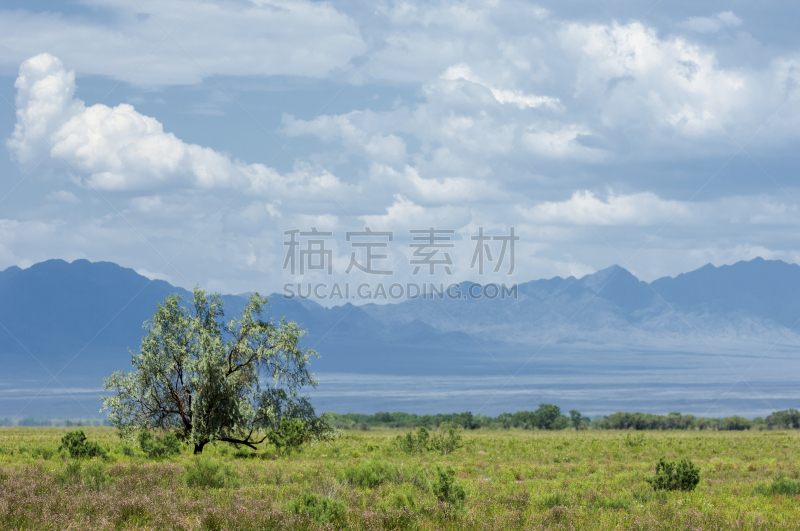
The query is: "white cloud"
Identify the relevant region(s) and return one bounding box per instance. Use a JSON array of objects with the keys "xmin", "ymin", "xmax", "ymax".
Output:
[
  {"xmin": 680, "ymin": 12, "xmax": 742, "ymax": 33},
  {"xmin": 563, "ymin": 22, "xmax": 747, "ymax": 137},
  {"xmin": 441, "ymin": 64, "xmax": 560, "ymax": 109},
  {"xmin": 7, "ymin": 54, "xmax": 349, "ymax": 199},
  {"xmin": 523, "ymin": 190, "xmax": 686, "ymax": 226},
  {"xmin": 0, "ymin": 0, "xmax": 366, "ymax": 85}
]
